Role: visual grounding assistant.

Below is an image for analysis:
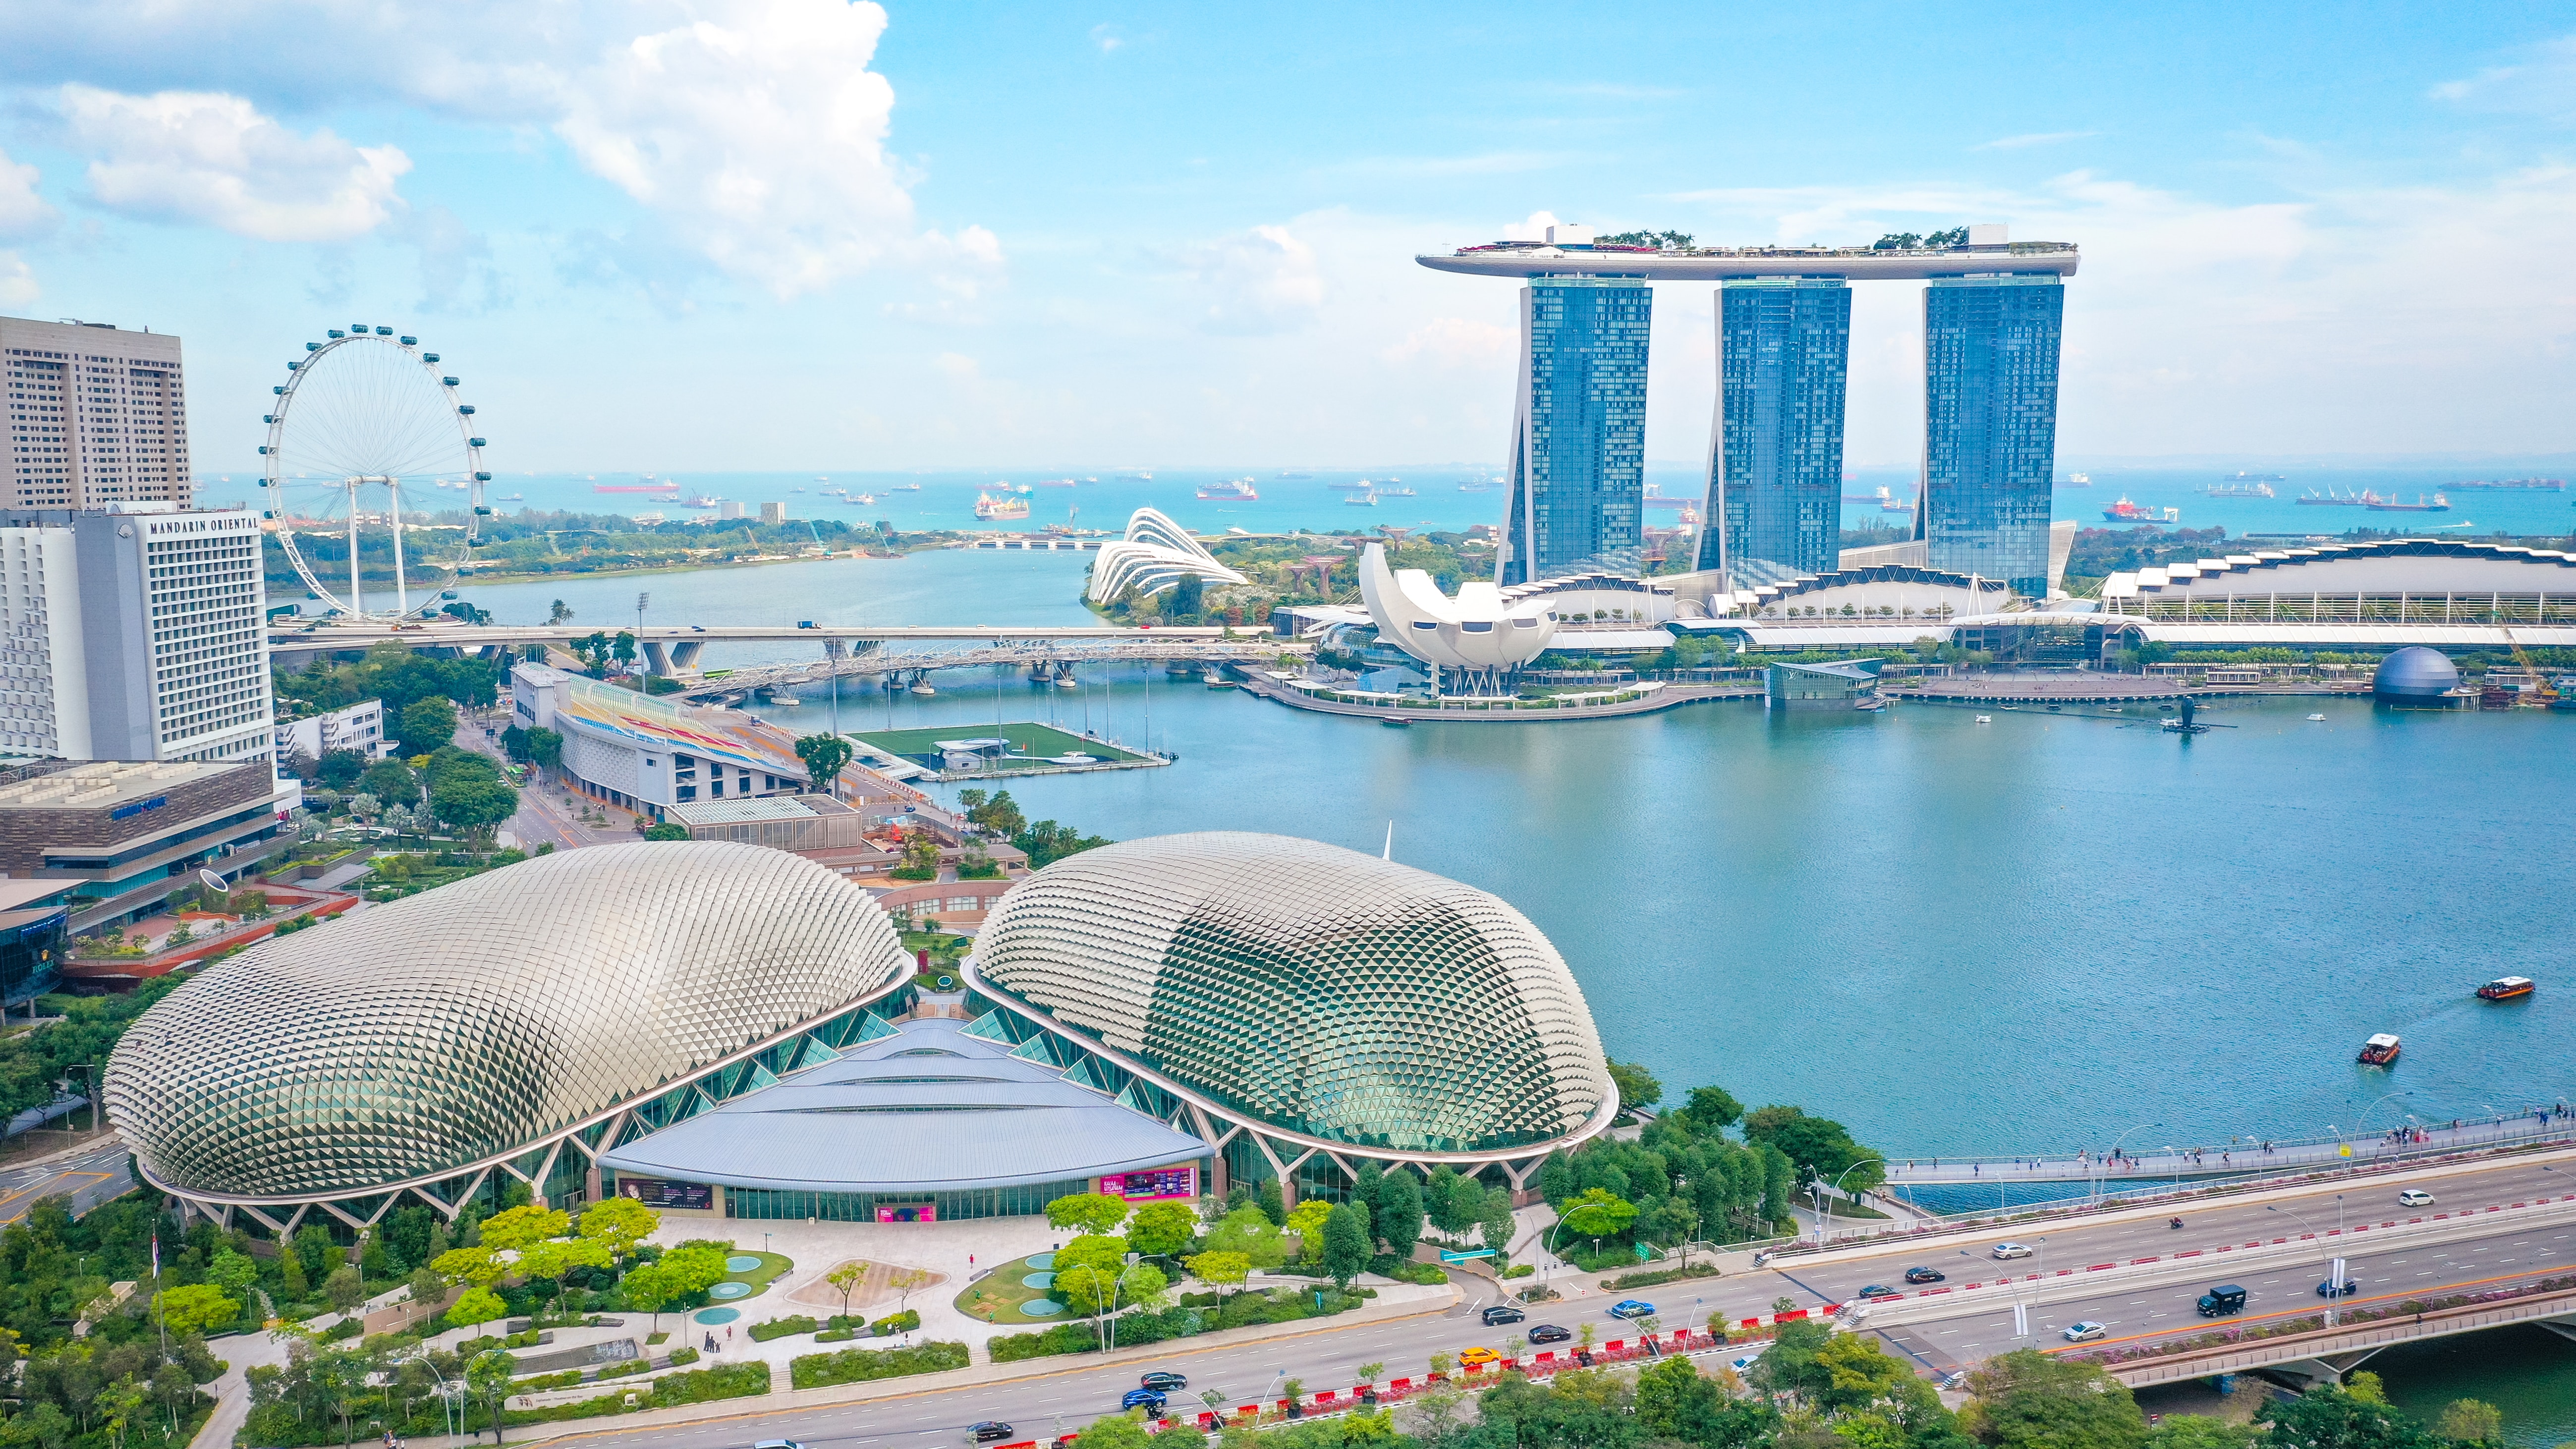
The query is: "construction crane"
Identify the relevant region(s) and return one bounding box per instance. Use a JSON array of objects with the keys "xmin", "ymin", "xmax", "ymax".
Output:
[{"xmin": 2503, "ymin": 630, "xmax": 2560, "ymax": 704}]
